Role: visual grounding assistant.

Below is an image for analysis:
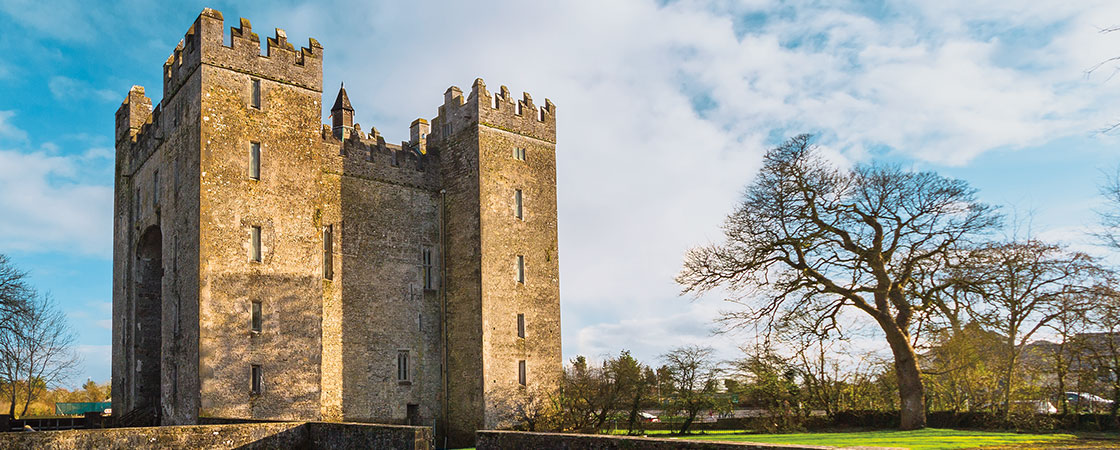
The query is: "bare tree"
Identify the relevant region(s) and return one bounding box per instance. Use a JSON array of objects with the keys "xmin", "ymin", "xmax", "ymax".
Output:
[
  {"xmin": 1096, "ymin": 168, "xmax": 1120, "ymax": 250},
  {"xmin": 1045, "ymin": 290, "xmax": 1092, "ymax": 415},
  {"xmin": 0, "ymin": 255, "xmax": 32, "ymax": 334},
  {"xmin": 678, "ymin": 134, "xmax": 1000, "ymax": 429},
  {"xmin": 1087, "ymin": 25, "xmax": 1120, "ymax": 134},
  {"xmin": 0, "ymin": 294, "xmax": 79, "ymax": 417},
  {"xmin": 660, "ymin": 345, "xmax": 721, "ymax": 434},
  {"xmin": 957, "ymin": 240, "xmax": 1101, "ymax": 419}
]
